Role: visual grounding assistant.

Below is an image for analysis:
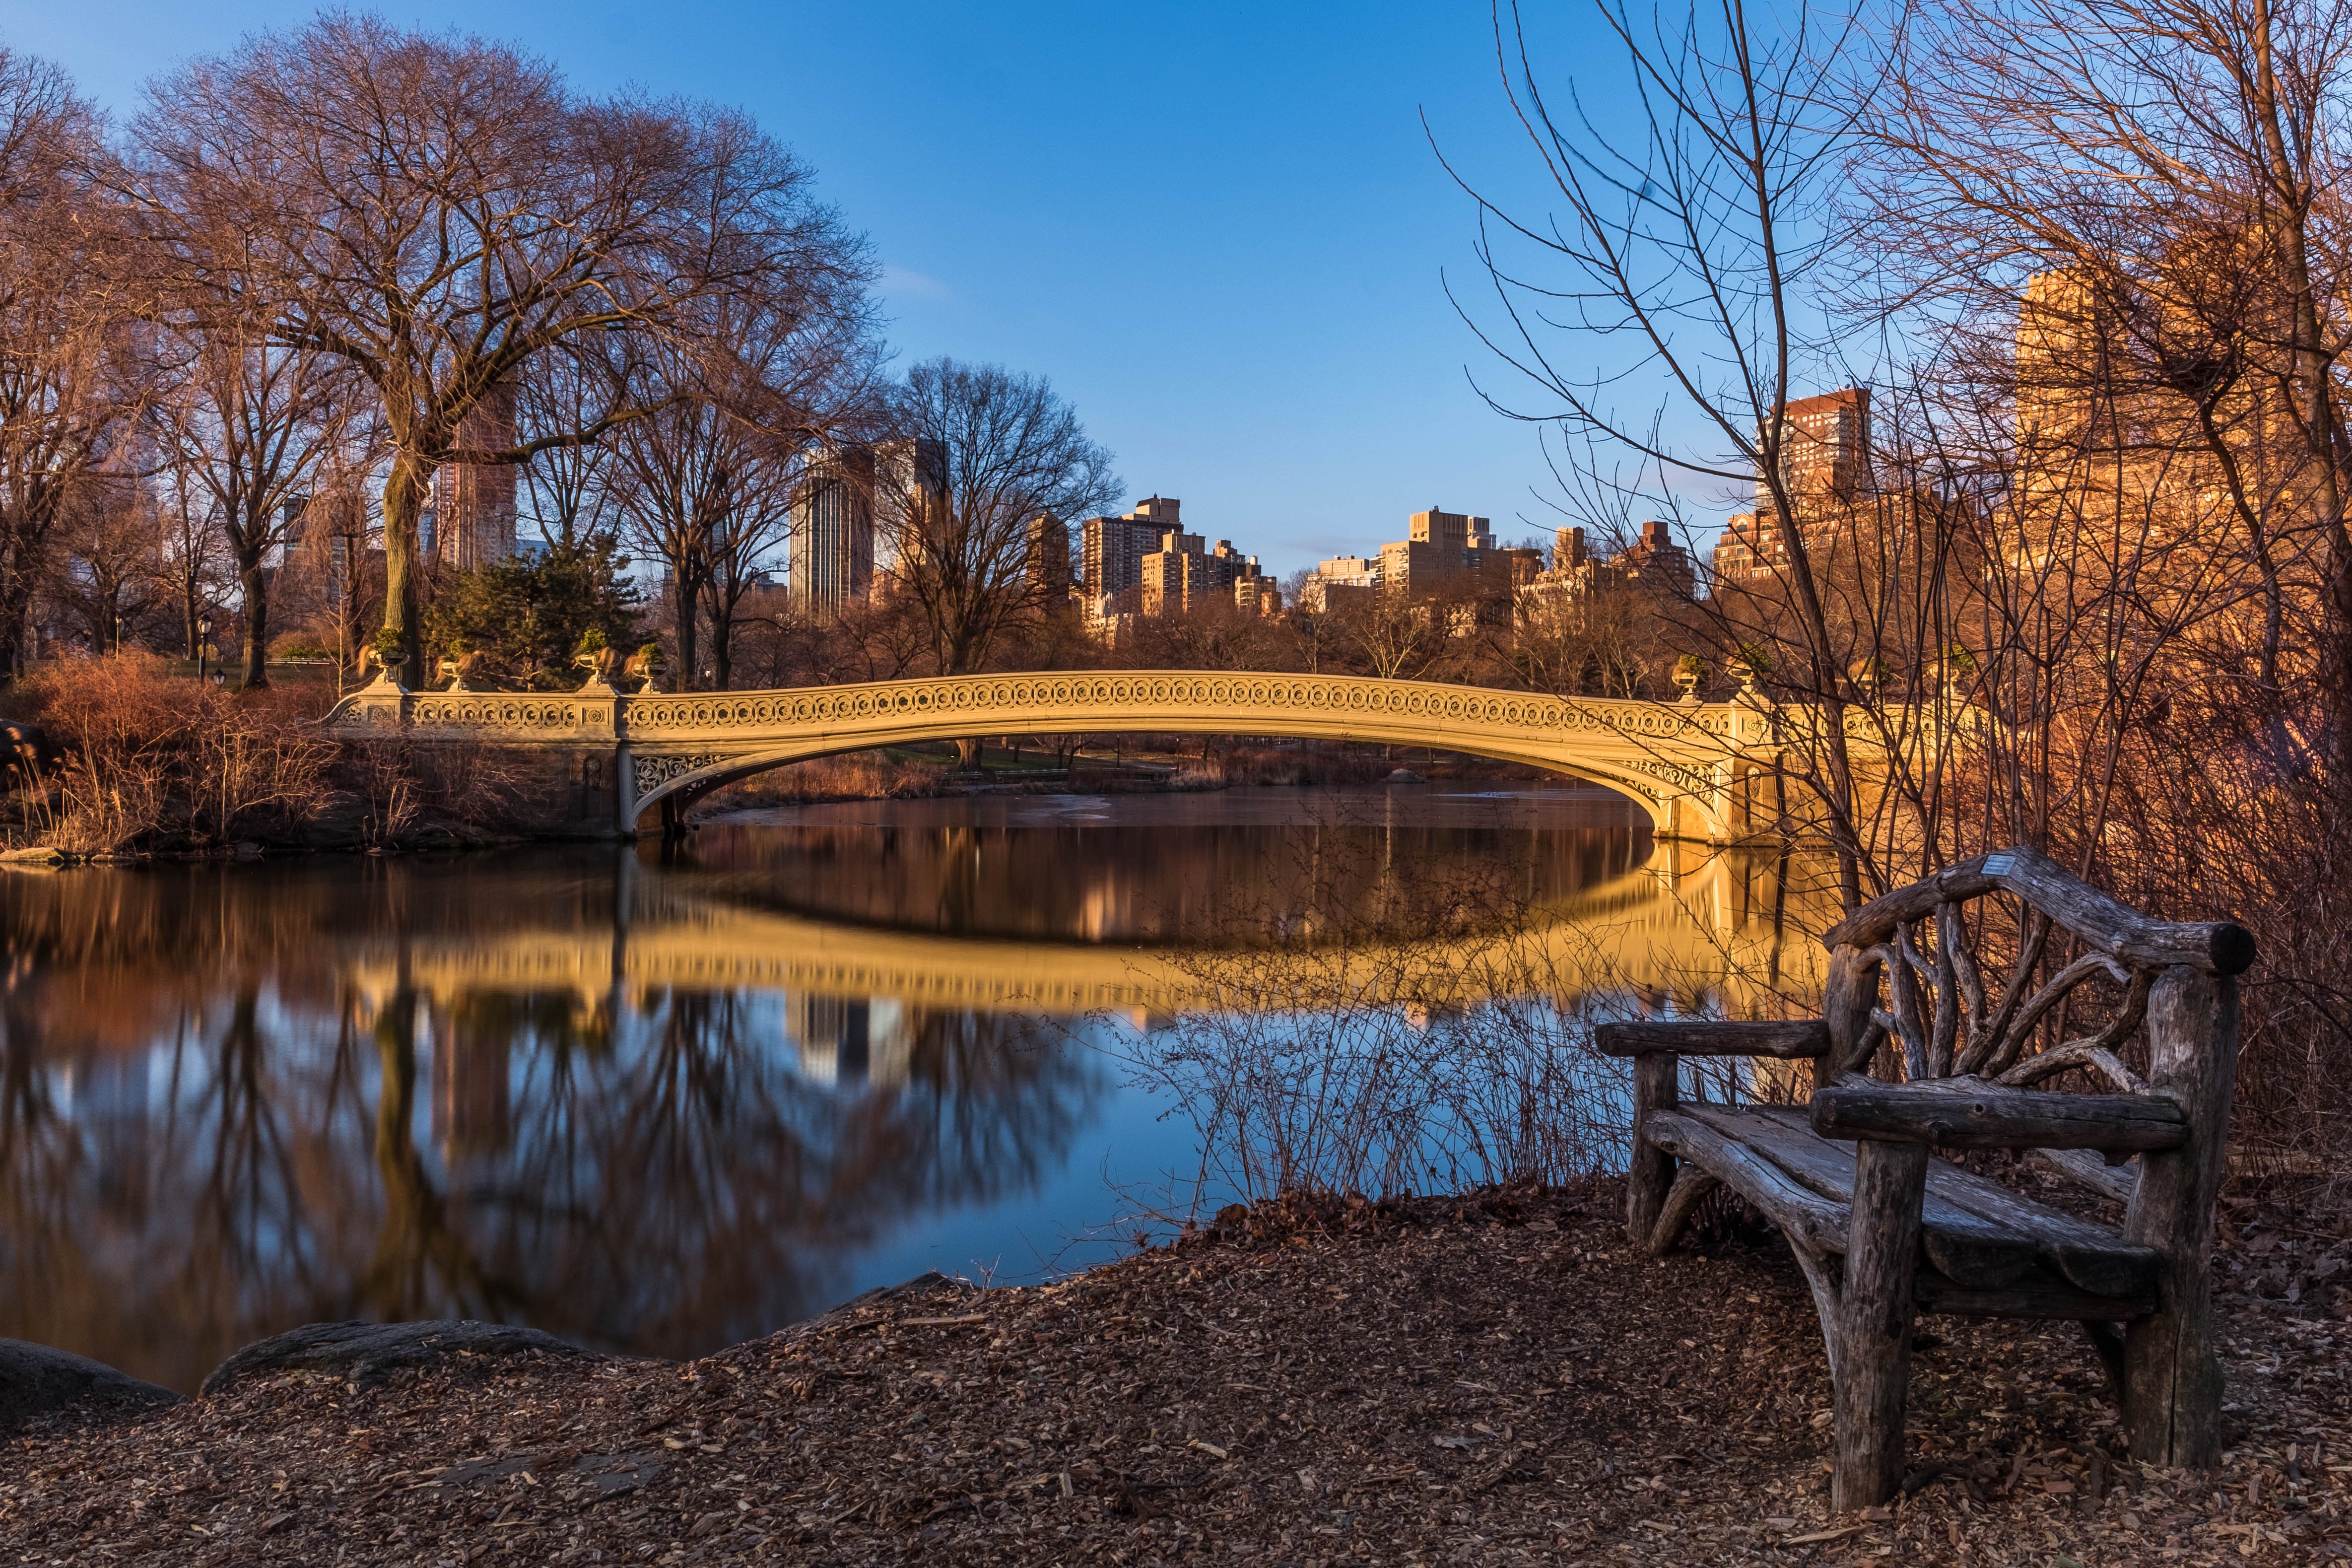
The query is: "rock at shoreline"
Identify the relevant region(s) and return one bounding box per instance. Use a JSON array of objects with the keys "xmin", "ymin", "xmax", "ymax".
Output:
[
  {"xmin": 202, "ymin": 1320, "xmax": 601, "ymax": 1396},
  {"xmin": 0, "ymin": 1338, "xmax": 180, "ymax": 1433},
  {"xmin": 1384, "ymin": 768, "xmax": 1428, "ymax": 785}
]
